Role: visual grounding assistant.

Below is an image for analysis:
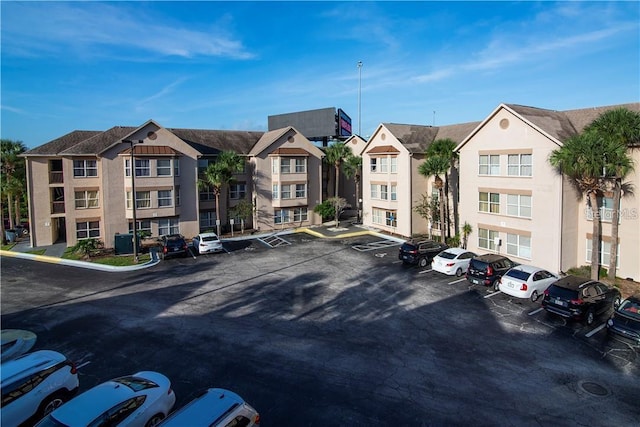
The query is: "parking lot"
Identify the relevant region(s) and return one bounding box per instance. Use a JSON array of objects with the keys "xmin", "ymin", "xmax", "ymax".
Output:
[{"xmin": 2, "ymin": 232, "xmax": 639, "ymax": 426}]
